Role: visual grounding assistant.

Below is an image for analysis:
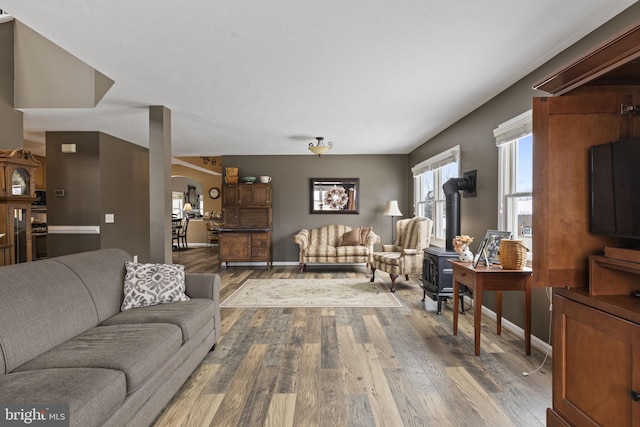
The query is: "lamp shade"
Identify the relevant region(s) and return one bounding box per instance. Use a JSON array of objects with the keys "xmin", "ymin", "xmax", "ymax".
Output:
[
  {"xmin": 183, "ymin": 203, "xmax": 193, "ymax": 212},
  {"xmin": 383, "ymin": 200, "xmax": 403, "ymax": 217}
]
